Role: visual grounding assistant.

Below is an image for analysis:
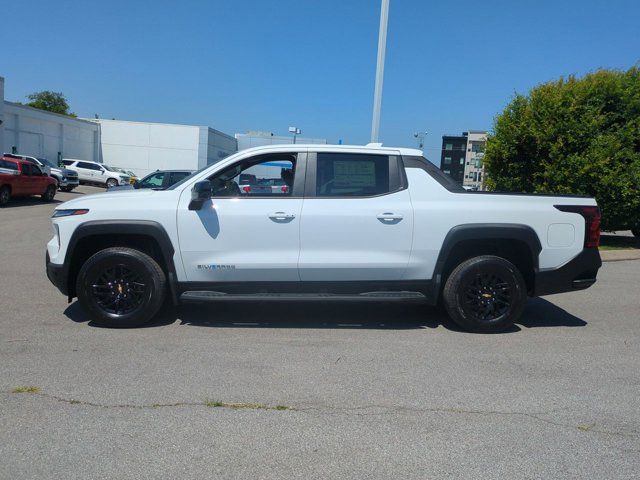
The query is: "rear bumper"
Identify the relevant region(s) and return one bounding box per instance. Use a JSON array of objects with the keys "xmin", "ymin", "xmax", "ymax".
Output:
[
  {"xmin": 534, "ymin": 248, "xmax": 602, "ymax": 296},
  {"xmin": 46, "ymin": 251, "xmax": 69, "ymax": 297}
]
